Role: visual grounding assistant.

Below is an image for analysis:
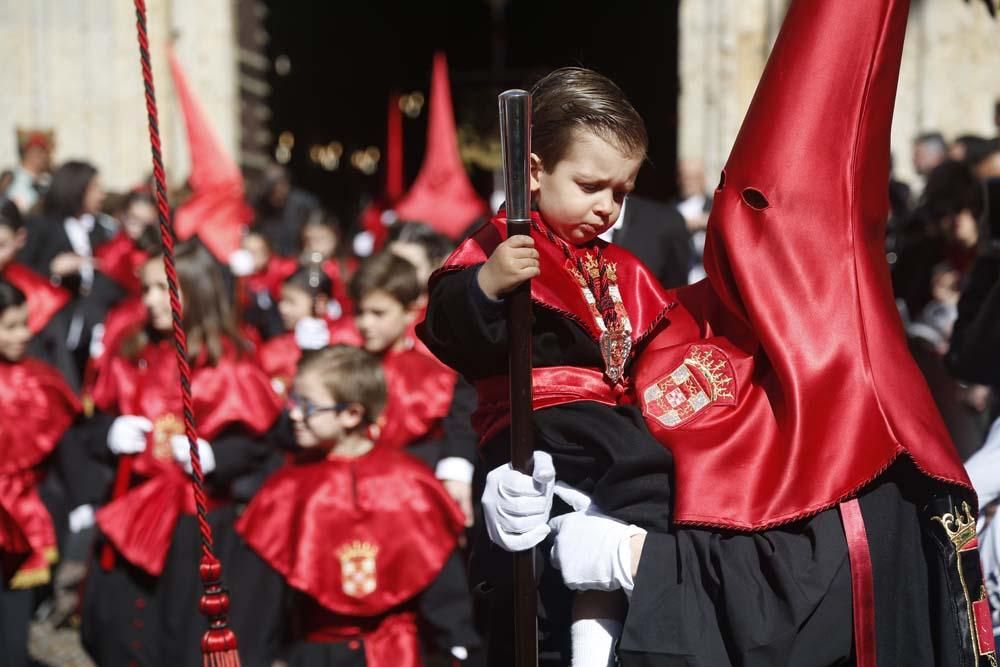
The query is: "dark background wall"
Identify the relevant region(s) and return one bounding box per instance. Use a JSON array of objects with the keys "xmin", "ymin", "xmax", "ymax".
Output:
[{"xmin": 264, "ymin": 0, "xmax": 679, "ymax": 226}]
